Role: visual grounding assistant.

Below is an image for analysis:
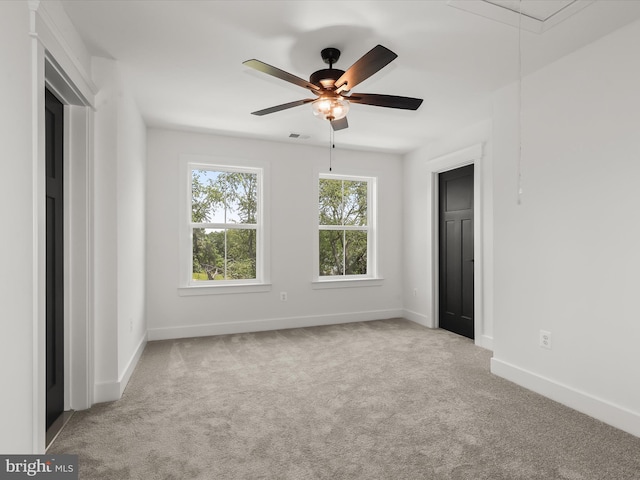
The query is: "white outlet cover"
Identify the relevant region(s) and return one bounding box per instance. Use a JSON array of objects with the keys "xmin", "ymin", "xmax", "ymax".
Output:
[{"xmin": 539, "ymin": 330, "xmax": 552, "ymax": 349}]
